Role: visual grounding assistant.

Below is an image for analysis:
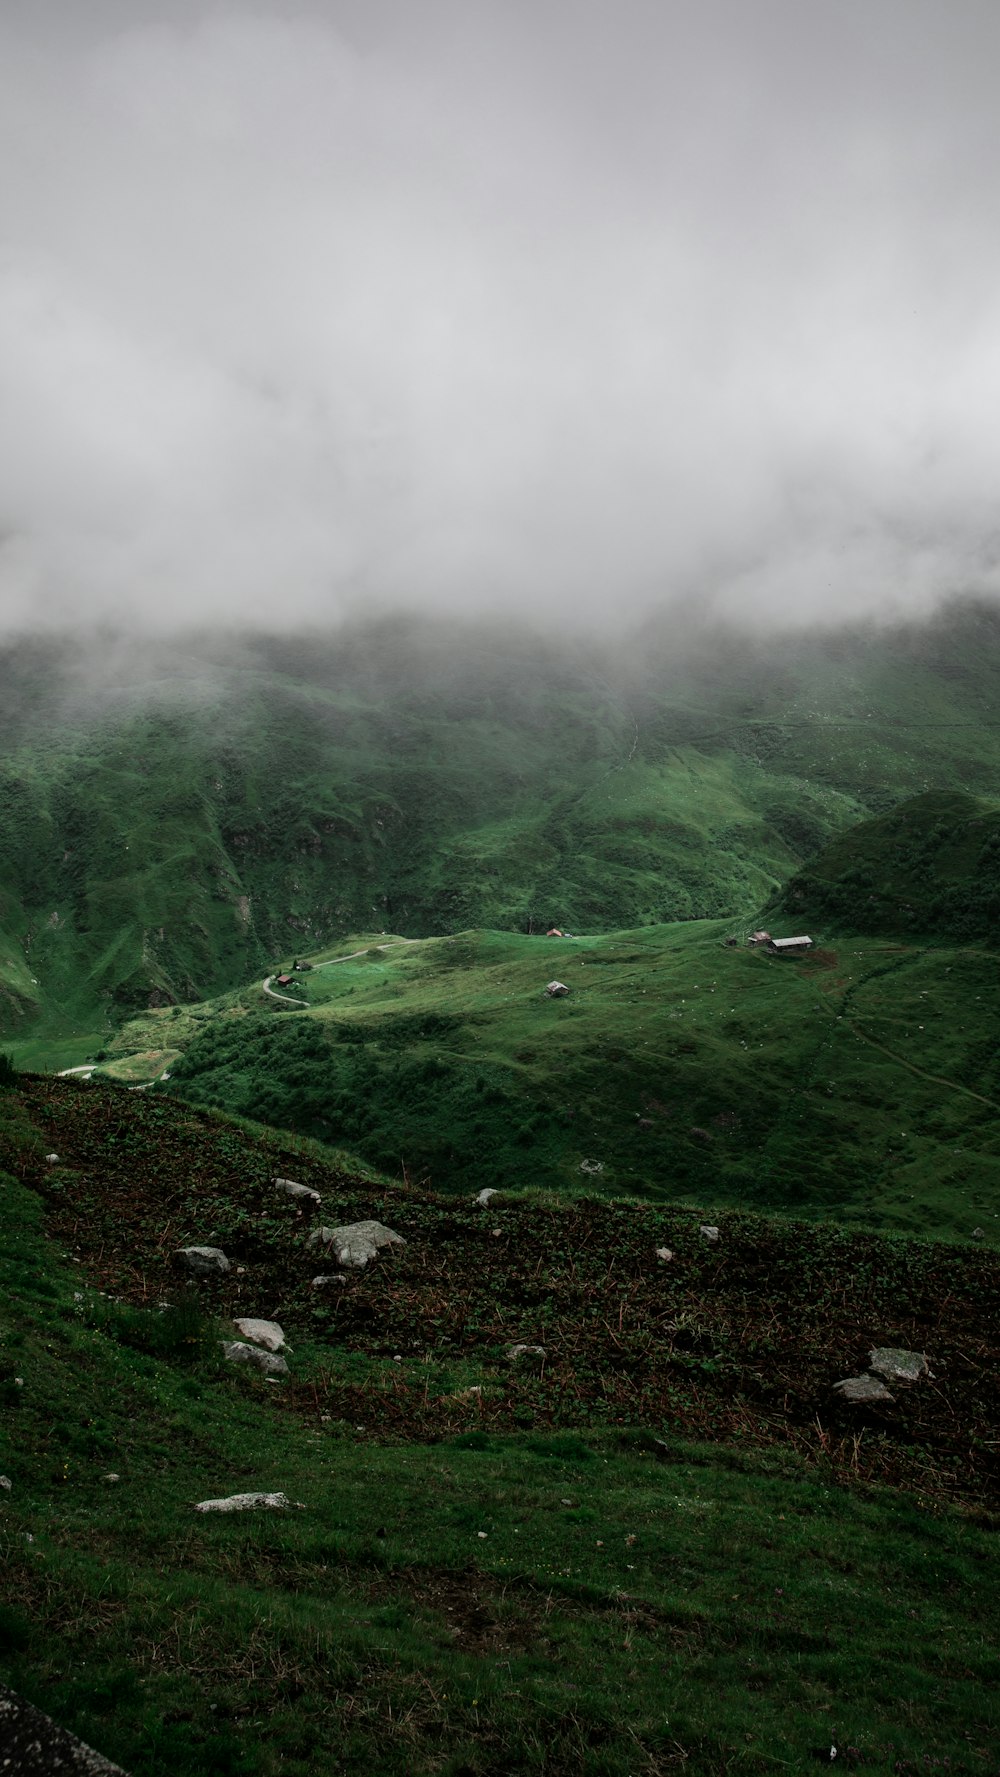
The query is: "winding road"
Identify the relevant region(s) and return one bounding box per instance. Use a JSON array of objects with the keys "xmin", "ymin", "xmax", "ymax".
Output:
[{"xmin": 262, "ymin": 938, "xmax": 419, "ymax": 1004}]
